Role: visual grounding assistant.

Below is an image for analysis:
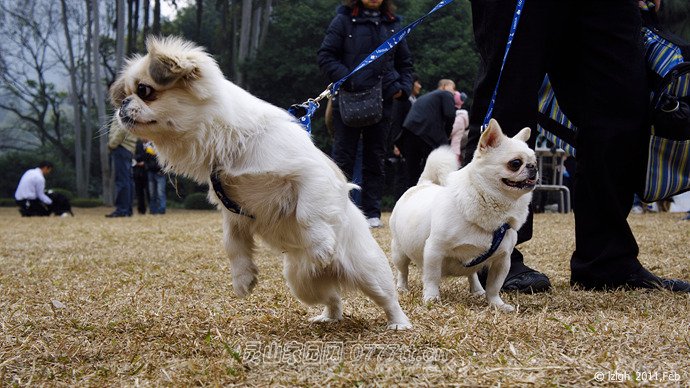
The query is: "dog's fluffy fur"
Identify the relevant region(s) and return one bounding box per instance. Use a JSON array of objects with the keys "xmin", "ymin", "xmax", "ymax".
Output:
[
  {"xmin": 110, "ymin": 37, "xmax": 411, "ymax": 330},
  {"xmin": 389, "ymin": 120, "xmax": 537, "ymax": 312}
]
